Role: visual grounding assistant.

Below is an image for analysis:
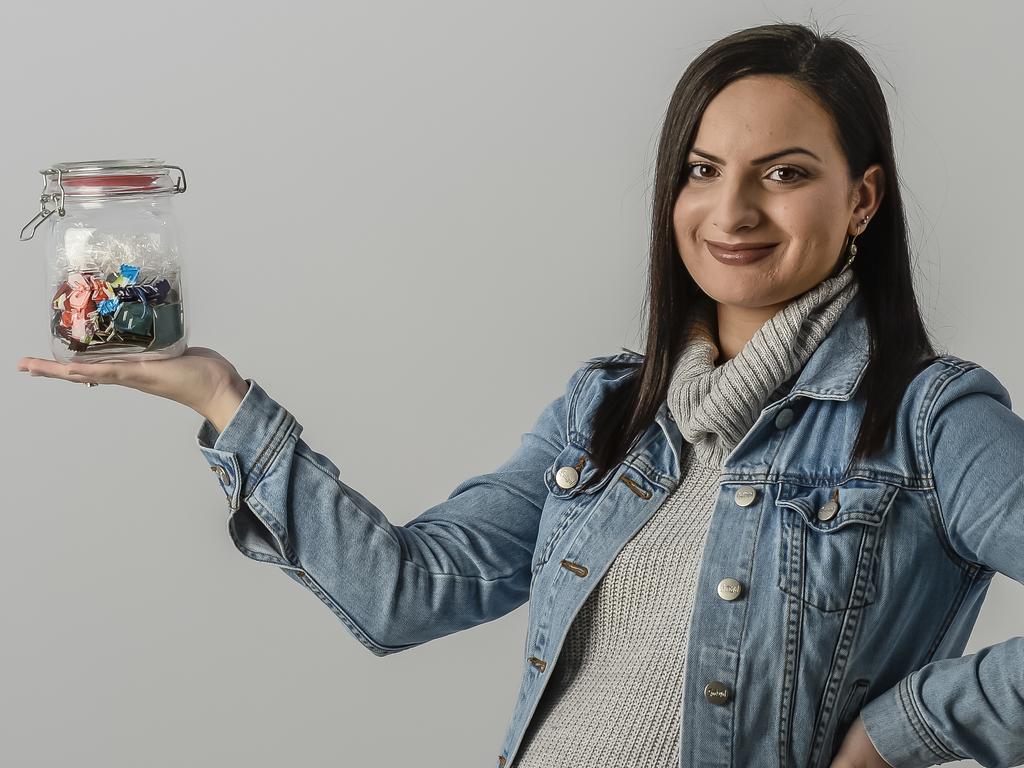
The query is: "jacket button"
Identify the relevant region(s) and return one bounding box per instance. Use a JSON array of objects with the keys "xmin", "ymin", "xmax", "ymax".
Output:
[
  {"xmin": 555, "ymin": 466, "xmax": 579, "ymax": 489},
  {"xmin": 528, "ymin": 656, "xmax": 548, "ymax": 672},
  {"xmin": 774, "ymin": 407, "xmax": 794, "ymax": 429},
  {"xmin": 817, "ymin": 499, "xmax": 840, "ymax": 521},
  {"xmin": 717, "ymin": 577, "xmax": 742, "ymax": 601},
  {"xmin": 498, "ymin": 756, "xmax": 507, "ymax": 767},
  {"xmin": 210, "ymin": 465, "xmax": 228, "ymax": 482},
  {"xmin": 733, "ymin": 486, "xmax": 757, "ymax": 506},
  {"xmin": 704, "ymin": 680, "xmax": 732, "ymax": 705}
]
